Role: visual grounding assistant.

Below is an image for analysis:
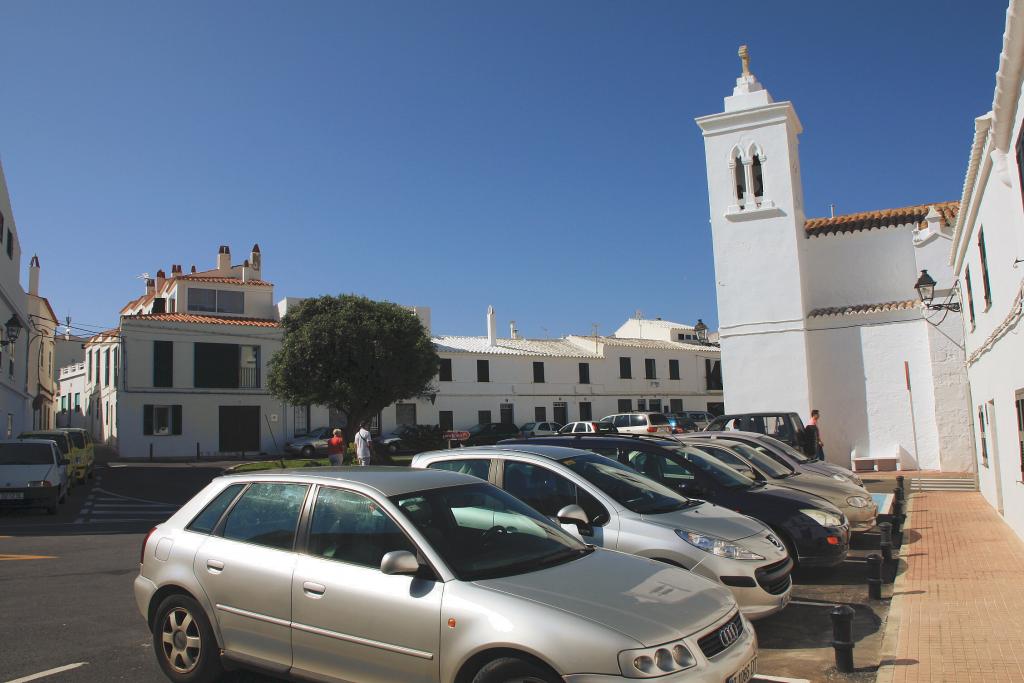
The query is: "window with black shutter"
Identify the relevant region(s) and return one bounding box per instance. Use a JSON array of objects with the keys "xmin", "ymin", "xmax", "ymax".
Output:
[
  {"xmin": 965, "ymin": 266, "xmax": 976, "ymax": 328},
  {"xmin": 476, "ymin": 359, "xmax": 489, "ymax": 383},
  {"xmin": 154, "ymin": 341, "xmax": 173, "ymax": 387},
  {"xmin": 645, "ymin": 358, "xmax": 656, "ymax": 379},
  {"xmin": 103, "ymin": 349, "xmax": 110, "ymax": 386},
  {"xmin": 670, "ymin": 398, "xmax": 683, "ymax": 413},
  {"xmin": 195, "ymin": 343, "xmax": 241, "ymax": 388},
  {"xmin": 439, "ymin": 358, "xmax": 452, "ymax": 382},
  {"xmin": 617, "ymin": 398, "xmax": 632, "ymax": 412},
  {"xmin": 534, "ymin": 406, "xmax": 546, "ymax": 421},
  {"xmin": 477, "ymin": 410, "xmax": 491, "ymax": 425},
  {"xmin": 151, "ymin": 298, "xmax": 166, "ymax": 314},
  {"xmin": 978, "ymin": 228, "xmax": 992, "ymax": 309},
  {"xmin": 578, "ymin": 362, "xmax": 590, "ymax": 384},
  {"xmin": 705, "ymin": 359, "xmax": 723, "ymax": 391},
  {"xmin": 144, "ymin": 404, "xmax": 182, "ymax": 436},
  {"xmin": 669, "ymin": 359, "xmax": 680, "ymax": 380},
  {"xmin": 619, "ymin": 357, "xmax": 632, "ymax": 379},
  {"xmin": 439, "ymin": 411, "xmax": 454, "ymax": 432},
  {"xmin": 533, "ymin": 362, "xmax": 545, "ymax": 383},
  {"xmin": 579, "ymin": 401, "xmax": 592, "ymax": 421}
]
